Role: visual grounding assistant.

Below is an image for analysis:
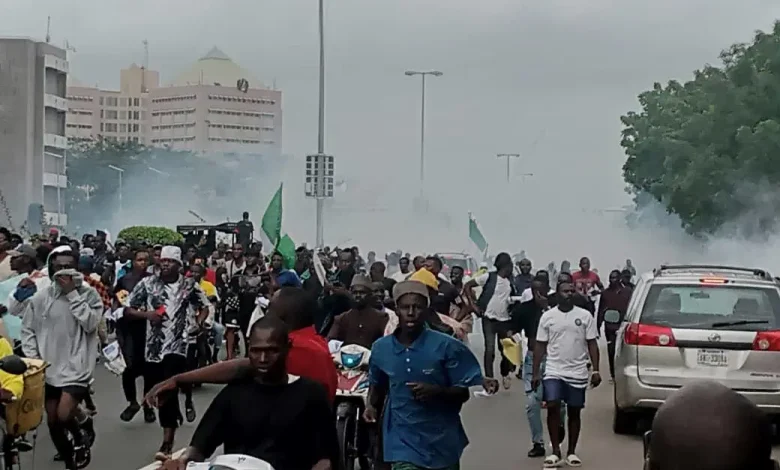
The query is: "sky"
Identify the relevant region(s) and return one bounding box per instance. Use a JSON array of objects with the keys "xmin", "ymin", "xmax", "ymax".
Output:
[{"xmin": 4, "ymin": 0, "xmax": 780, "ymax": 266}]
